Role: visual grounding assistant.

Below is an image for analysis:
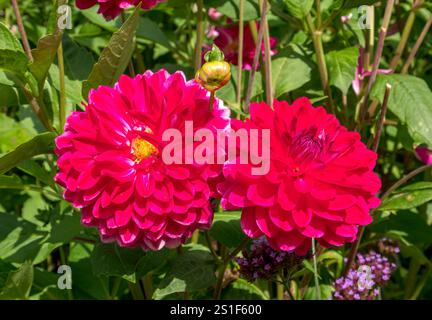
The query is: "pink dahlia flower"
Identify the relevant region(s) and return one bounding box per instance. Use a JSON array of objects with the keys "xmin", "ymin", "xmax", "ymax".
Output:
[
  {"xmin": 213, "ymin": 23, "xmax": 277, "ymax": 70},
  {"xmin": 76, "ymin": 0, "xmax": 164, "ymax": 20},
  {"xmin": 218, "ymin": 98, "xmax": 381, "ymax": 255},
  {"xmin": 55, "ymin": 70, "xmax": 229, "ymax": 250}
]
